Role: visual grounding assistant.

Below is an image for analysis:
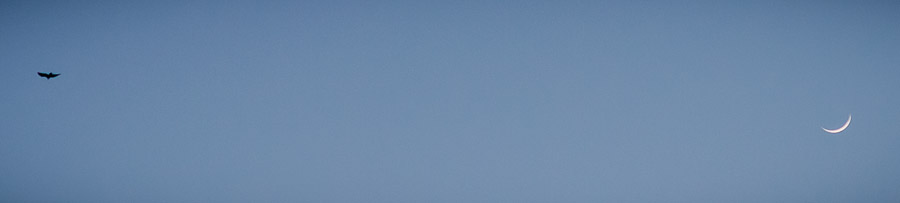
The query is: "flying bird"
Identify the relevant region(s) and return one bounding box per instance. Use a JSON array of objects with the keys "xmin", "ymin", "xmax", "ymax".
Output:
[{"xmin": 37, "ymin": 72, "xmax": 60, "ymax": 80}]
